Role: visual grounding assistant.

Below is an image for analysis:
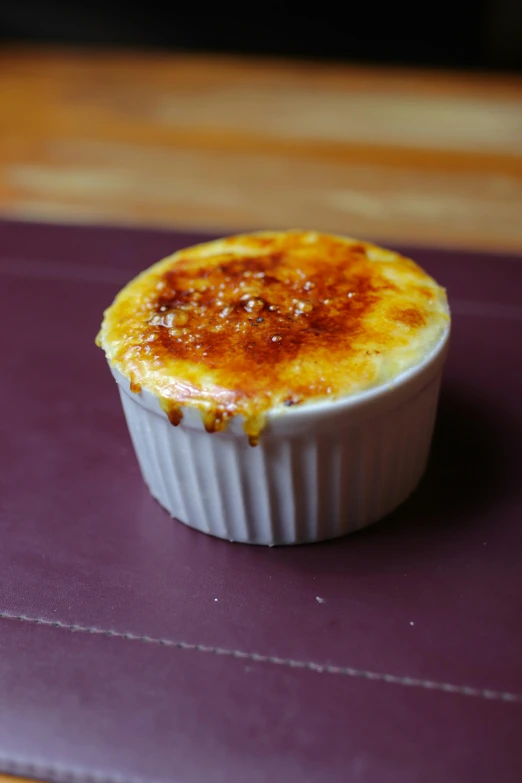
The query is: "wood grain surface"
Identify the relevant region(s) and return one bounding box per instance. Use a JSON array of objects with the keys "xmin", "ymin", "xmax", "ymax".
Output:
[{"xmin": 1, "ymin": 47, "xmax": 522, "ymax": 252}]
